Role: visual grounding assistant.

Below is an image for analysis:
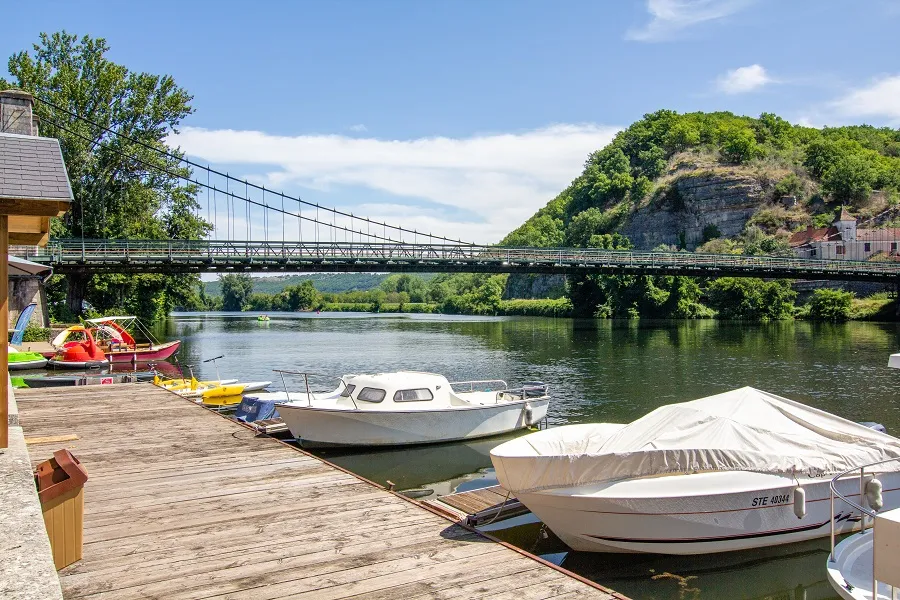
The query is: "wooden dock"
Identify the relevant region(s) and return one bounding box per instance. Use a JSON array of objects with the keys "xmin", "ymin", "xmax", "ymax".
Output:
[
  {"xmin": 424, "ymin": 485, "xmax": 530, "ymax": 527},
  {"xmin": 15, "ymin": 384, "xmax": 625, "ymax": 600}
]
